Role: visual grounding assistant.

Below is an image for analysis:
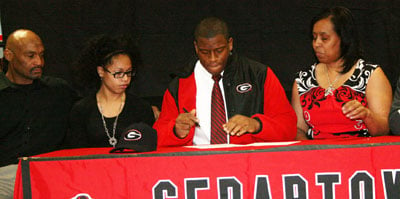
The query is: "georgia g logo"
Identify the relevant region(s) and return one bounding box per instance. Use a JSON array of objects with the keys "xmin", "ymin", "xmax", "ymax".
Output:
[
  {"xmin": 124, "ymin": 129, "xmax": 142, "ymax": 141},
  {"xmin": 236, "ymin": 83, "xmax": 252, "ymax": 93},
  {"xmin": 71, "ymin": 193, "xmax": 93, "ymax": 199}
]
